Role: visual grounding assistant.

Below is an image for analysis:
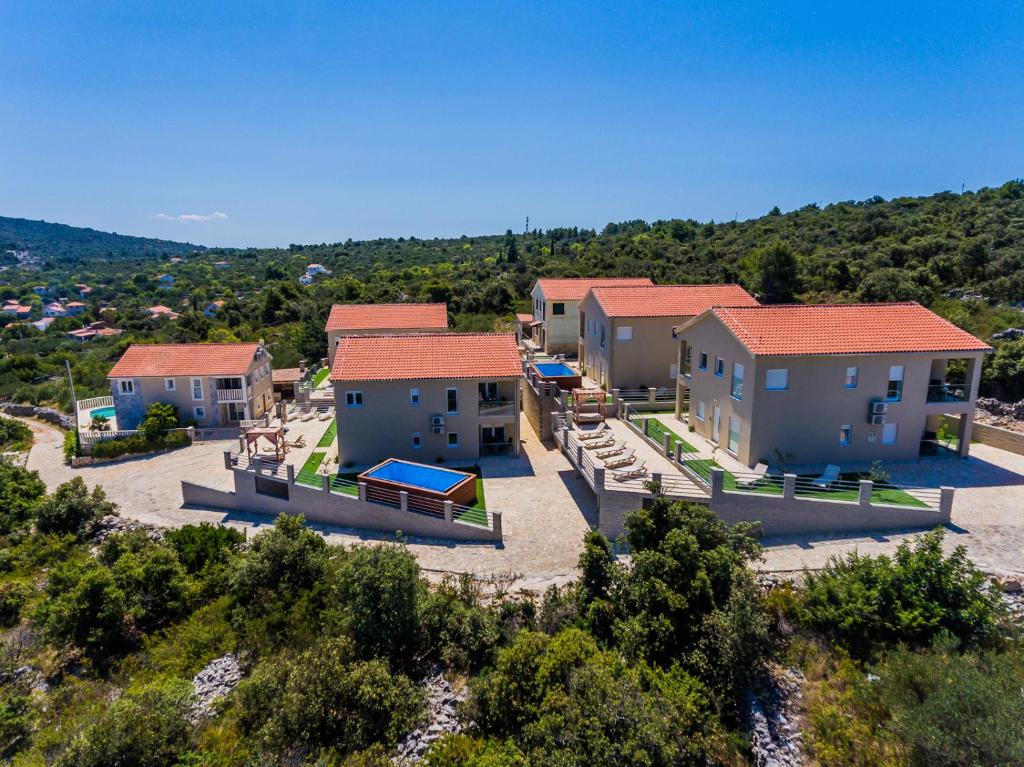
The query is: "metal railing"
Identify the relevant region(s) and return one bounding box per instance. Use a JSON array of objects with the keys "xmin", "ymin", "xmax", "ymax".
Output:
[
  {"xmin": 215, "ymin": 387, "xmax": 245, "ymax": 402},
  {"xmin": 926, "ymin": 383, "xmax": 969, "ymax": 403},
  {"xmin": 478, "ymin": 400, "xmax": 516, "ymax": 417}
]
